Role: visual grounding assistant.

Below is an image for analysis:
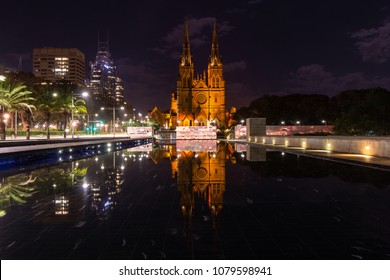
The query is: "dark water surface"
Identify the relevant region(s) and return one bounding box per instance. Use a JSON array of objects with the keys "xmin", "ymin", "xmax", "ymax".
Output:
[{"xmin": 1, "ymin": 141, "xmax": 389, "ymax": 260}]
